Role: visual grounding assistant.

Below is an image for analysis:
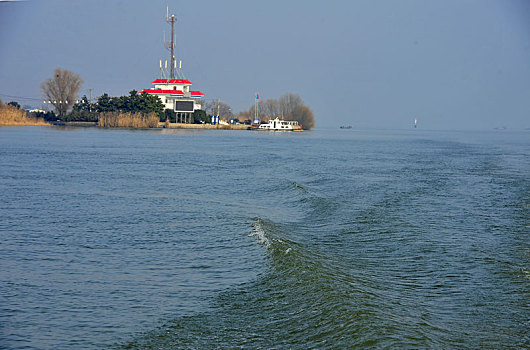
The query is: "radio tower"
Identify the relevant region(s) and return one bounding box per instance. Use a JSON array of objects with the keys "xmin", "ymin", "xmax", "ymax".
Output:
[{"xmin": 165, "ymin": 6, "xmax": 177, "ymax": 80}]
